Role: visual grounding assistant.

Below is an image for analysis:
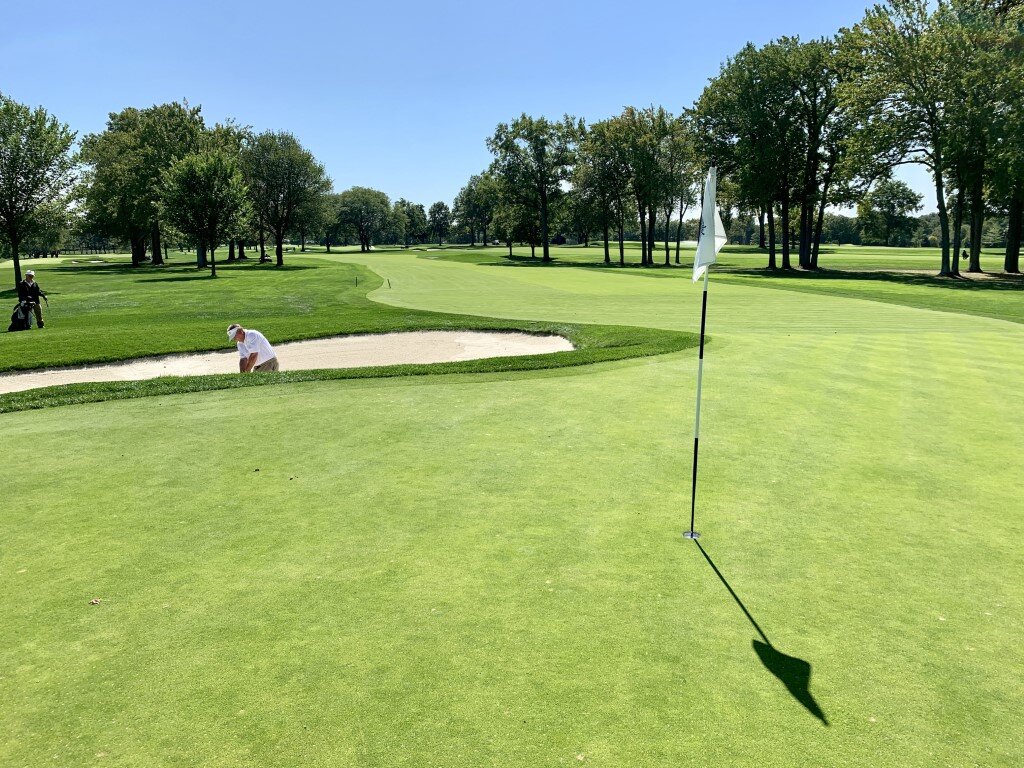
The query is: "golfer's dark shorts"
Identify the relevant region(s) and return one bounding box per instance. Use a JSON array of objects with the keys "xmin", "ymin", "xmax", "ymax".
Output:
[{"xmin": 254, "ymin": 357, "xmax": 279, "ymax": 372}]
